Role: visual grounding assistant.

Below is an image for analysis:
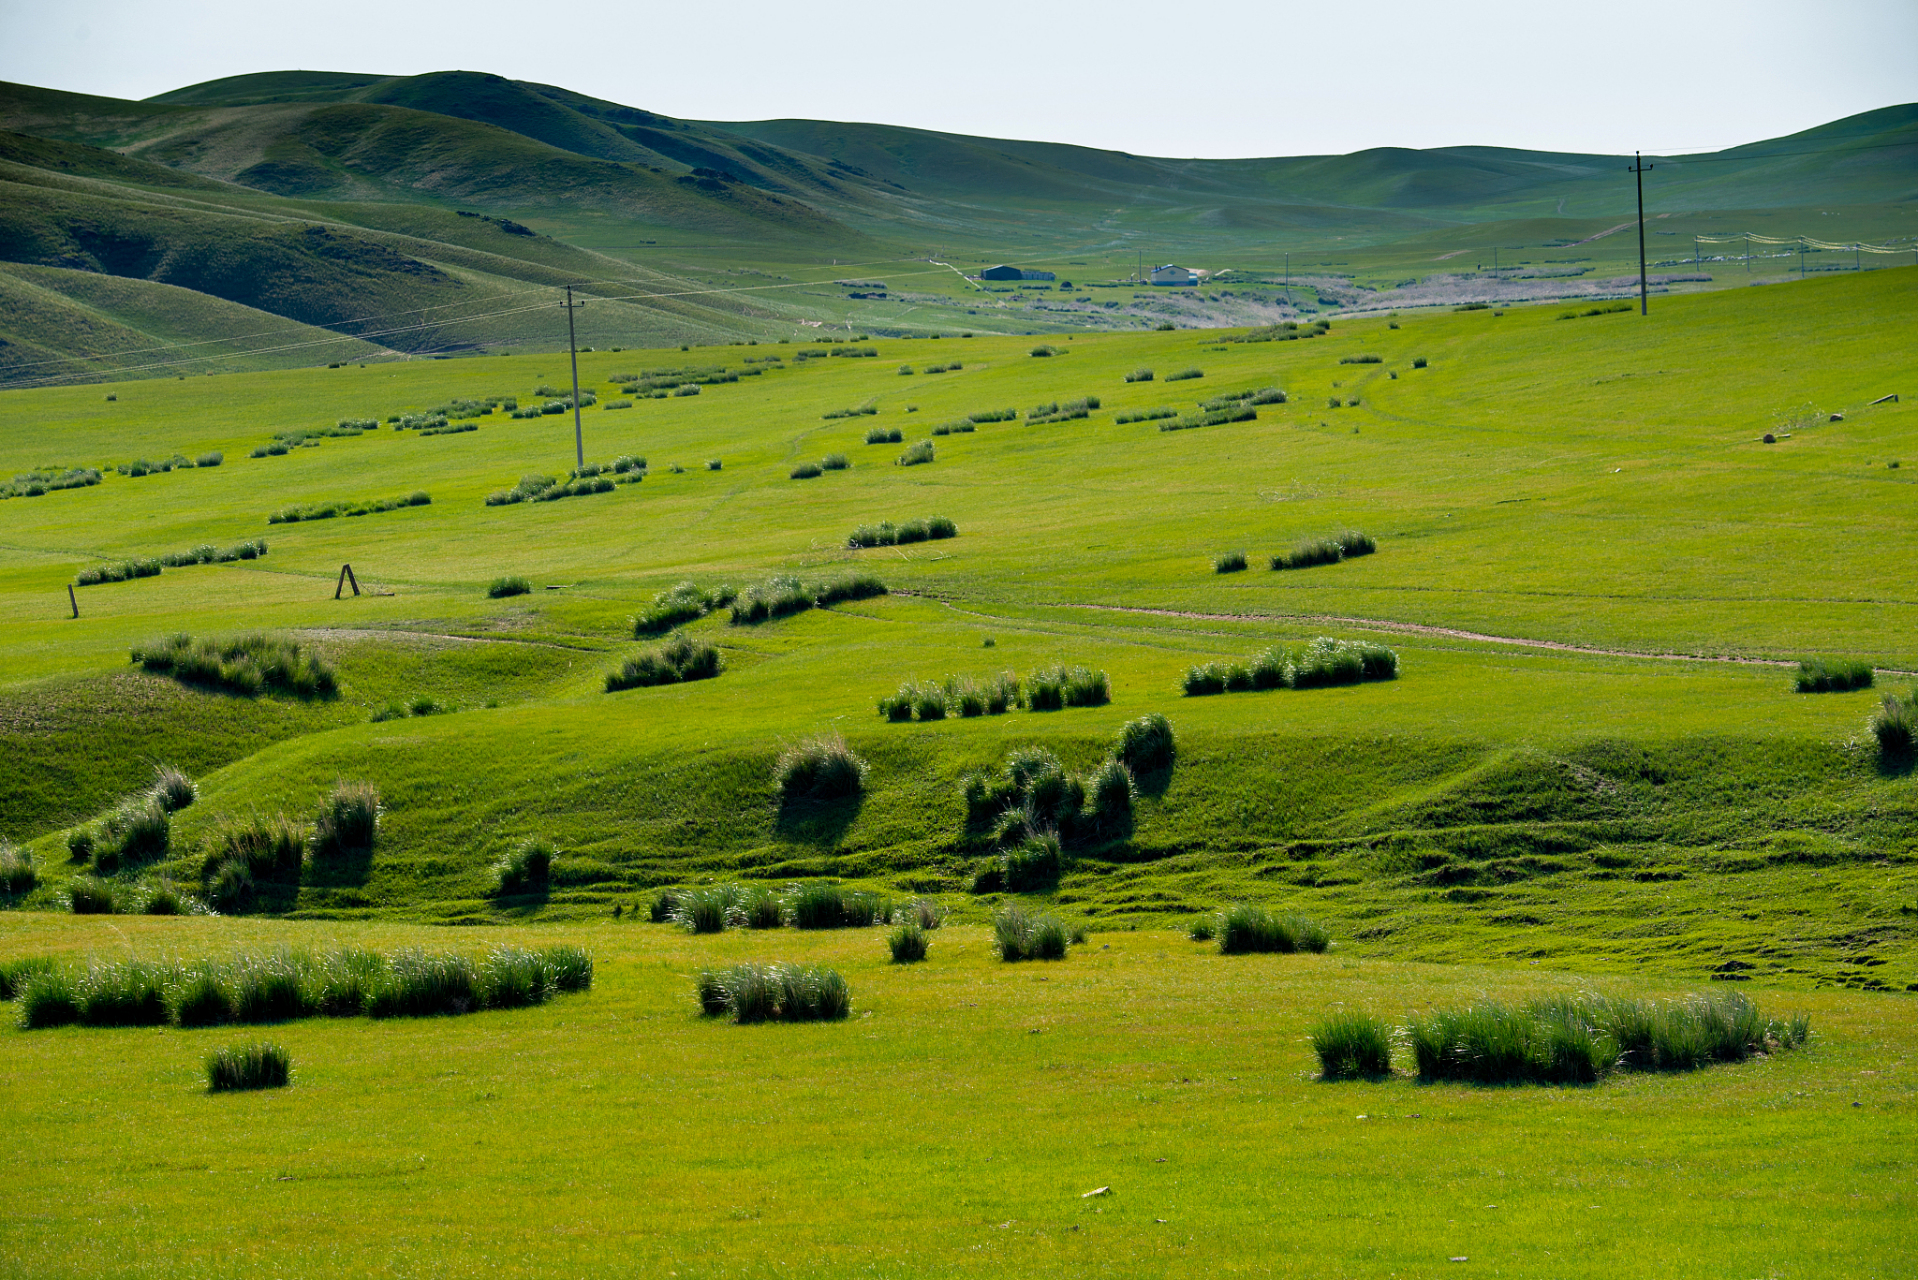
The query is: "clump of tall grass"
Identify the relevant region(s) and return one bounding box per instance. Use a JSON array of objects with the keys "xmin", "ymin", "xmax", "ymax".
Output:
[
  {"xmin": 0, "ymin": 956, "xmax": 55, "ymax": 1000},
  {"xmin": 999, "ymin": 830, "xmax": 1064, "ymax": 891},
  {"xmin": 992, "ymin": 904, "xmax": 1070, "ymax": 961},
  {"xmin": 672, "ymin": 885, "xmax": 740, "ymax": 933},
  {"xmin": 1338, "ymin": 354, "xmax": 1383, "ymax": 364},
  {"xmin": 878, "ymin": 671, "xmax": 1018, "ymax": 721},
  {"xmin": 150, "ymin": 764, "xmax": 197, "ymax": 813},
  {"xmin": 865, "ymin": 426, "xmax": 904, "ymax": 444},
  {"xmin": 1182, "ymin": 637, "xmax": 1397, "ymax": 696},
  {"xmin": 1215, "ymin": 550, "xmax": 1247, "ymax": 573},
  {"xmin": 1114, "ymin": 407, "xmax": 1177, "ymax": 425},
  {"xmin": 1085, "ymin": 758, "xmax": 1134, "ymax": 834},
  {"xmin": 968, "ymin": 408, "xmax": 1017, "ymax": 423},
  {"xmin": 150, "ymin": 538, "xmax": 267, "ymax": 570},
  {"xmin": 86, "ymin": 795, "xmax": 171, "ymax": 872},
  {"xmin": 634, "ymin": 581, "xmax": 734, "ymax": 634},
  {"xmin": 1214, "ymin": 904, "xmax": 1330, "ymax": 954},
  {"xmin": 1125, "ymin": 367, "xmax": 1154, "ymax": 382},
  {"xmin": 791, "ymin": 462, "xmax": 823, "ymax": 479},
  {"xmin": 488, "ymin": 575, "xmax": 532, "ymax": 599},
  {"xmin": 605, "ymin": 631, "xmax": 722, "ymax": 691},
  {"xmin": 309, "ymin": 781, "xmax": 380, "ymax": 858},
  {"xmin": 67, "ymin": 877, "xmax": 118, "ymax": 914},
  {"xmin": 697, "ymin": 963, "xmax": 851, "ymax": 1022},
  {"xmin": 730, "ymin": 575, "xmax": 814, "ymax": 625},
  {"xmin": 821, "ymin": 453, "xmax": 851, "ymax": 471},
  {"xmin": 208, "ymin": 812, "xmax": 306, "ymax": 883},
  {"xmin": 206, "ymin": 1043, "xmax": 291, "ymax": 1092},
  {"xmin": 1114, "ymin": 713, "xmax": 1176, "ymax": 775},
  {"xmin": 1311, "ymin": 1011, "xmax": 1395, "ymax": 1077},
  {"xmin": 775, "ymin": 735, "xmax": 868, "ymax": 805},
  {"xmin": 0, "ymin": 842, "xmax": 37, "ymax": 896},
  {"xmin": 888, "ymin": 921, "xmax": 929, "ymax": 962},
  {"xmin": 269, "ymin": 491, "xmax": 431, "ymax": 522},
  {"xmin": 74, "ymin": 558, "xmax": 162, "ymax": 586},
  {"xmin": 131, "ymin": 633, "xmax": 337, "ymax": 699},
  {"xmin": 1872, "ymin": 688, "xmax": 1916, "ymax": 760},
  {"xmin": 493, "ymin": 840, "xmax": 552, "ymax": 895},
  {"xmin": 1164, "ymin": 368, "xmax": 1204, "ymax": 382},
  {"xmin": 1025, "ymin": 664, "xmax": 1109, "ymax": 710},
  {"xmin": 1186, "ymin": 915, "xmax": 1215, "ymax": 942},
  {"xmin": 1271, "ymin": 530, "xmax": 1376, "ymax": 570},
  {"xmin": 848, "ymin": 515, "xmax": 958, "ymax": 547},
  {"xmin": 787, "ymin": 882, "xmax": 889, "ymax": 929},
  {"xmin": 16, "ymin": 969, "xmax": 82, "ymax": 1028},
  {"xmin": 1793, "ymin": 658, "xmax": 1873, "ymax": 693},
  {"xmin": 897, "ymin": 440, "xmax": 936, "ymax": 467},
  {"xmin": 1404, "ymin": 991, "xmax": 1804, "ymax": 1085},
  {"xmin": 814, "ymin": 573, "xmax": 889, "ymax": 607}
]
